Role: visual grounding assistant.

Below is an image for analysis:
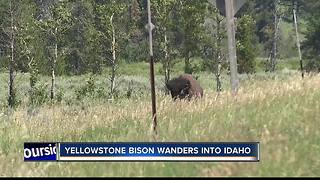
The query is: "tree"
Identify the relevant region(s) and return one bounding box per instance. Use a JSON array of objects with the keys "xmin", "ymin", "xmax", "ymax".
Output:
[
  {"xmin": 36, "ymin": 1, "xmax": 72, "ymax": 101},
  {"xmin": 176, "ymin": 0, "xmax": 207, "ymax": 74},
  {"xmin": 65, "ymin": 0, "xmax": 97, "ymax": 75},
  {"xmin": 17, "ymin": 1, "xmax": 42, "ymax": 105},
  {"xmin": 301, "ymin": 0, "xmax": 320, "ymax": 72},
  {"xmin": 95, "ymin": 0, "xmax": 129, "ymax": 99},
  {"xmin": 0, "ymin": 0, "xmax": 27, "ymax": 108},
  {"xmin": 302, "ymin": 3, "xmax": 320, "ymax": 72},
  {"xmin": 123, "ymin": 0, "xmax": 146, "ymax": 63},
  {"xmin": 202, "ymin": 4, "xmax": 226, "ymax": 93},
  {"xmin": 7, "ymin": 0, "xmax": 18, "ymax": 108},
  {"xmin": 254, "ymin": 0, "xmax": 289, "ymax": 72},
  {"xmin": 292, "ymin": 0, "xmax": 304, "ymax": 78},
  {"xmin": 236, "ymin": 15, "xmax": 256, "ymax": 74},
  {"xmin": 153, "ymin": 0, "xmax": 176, "ymax": 84},
  {"xmin": 251, "ymin": 0, "xmax": 278, "ymax": 71}
]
